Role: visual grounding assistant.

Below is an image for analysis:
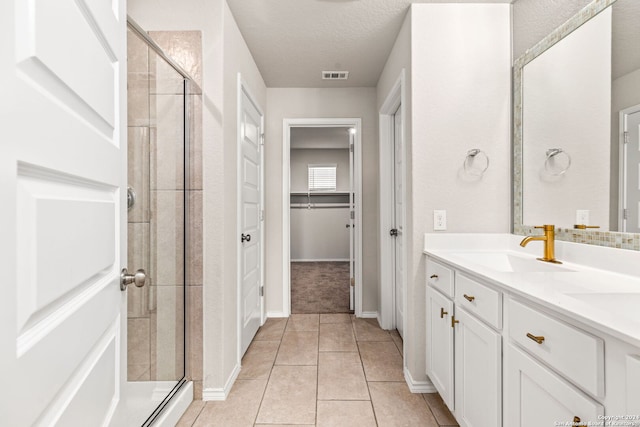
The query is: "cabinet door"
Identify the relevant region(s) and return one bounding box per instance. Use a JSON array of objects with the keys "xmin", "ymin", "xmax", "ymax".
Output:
[
  {"xmin": 426, "ymin": 286, "xmax": 454, "ymax": 410},
  {"xmin": 454, "ymin": 307, "xmax": 501, "ymax": 427},
  {"xmin": 504, "ymin": 344, "xmax": 603, "ymax": 427}
]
